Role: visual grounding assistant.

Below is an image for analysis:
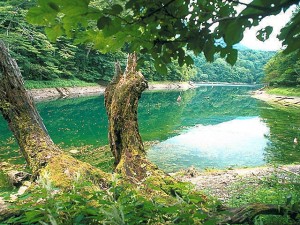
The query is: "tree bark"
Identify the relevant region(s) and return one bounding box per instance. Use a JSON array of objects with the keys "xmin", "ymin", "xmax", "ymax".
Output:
[
  {"xmin": 105, "ymin": 53, "xmax": 162, "ymax": 182},
  {"xmin": 0, "ymin": 40, "xmax": 109, "ymax": 188},
  {"xmin": 0, "ymin": 40, "xmax": 61, "ymax": 175}
]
